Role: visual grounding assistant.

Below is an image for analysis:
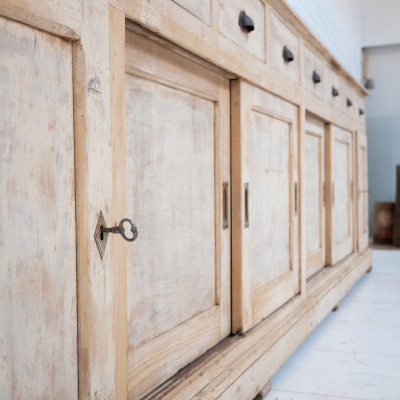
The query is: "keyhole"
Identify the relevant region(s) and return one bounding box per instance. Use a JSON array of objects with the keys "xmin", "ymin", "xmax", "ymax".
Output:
[{"xmin": 100, "ymin": 226, "xmax": 104, "ymax": 241}]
